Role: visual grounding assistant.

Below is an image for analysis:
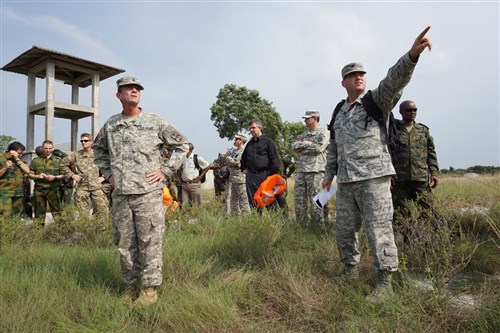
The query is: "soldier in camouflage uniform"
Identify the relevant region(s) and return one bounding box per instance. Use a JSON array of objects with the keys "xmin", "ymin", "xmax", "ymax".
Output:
[
  {"xmin": 52, "ymin": 149, "xmax": 74, "ymax": 205},
  {"xmin": 61, "ymin": 133, "xmax": 109, "ymax": 220},
  {"xmin": 28, "ymin": 140, "xmax": 65, "ymax": 220},
  {"xmin": 322, "ymin": 27, "xmax": 433, "ymax": 300},
  {"xmin": 93, "ymin": 76, "xmax": 188, "ymax": 307},
  {"xmin": 0, "ymin": 141, "xmax": 30, "ymax": 218},
  {"xmin": 392, "ymin": 101, "xmax": 439, "ymax": 236},
  {"xmin": 223, "ymin": 134, "xmax": 250, "ymax": 215},
  {"xmin": 292, "ymin": 110, "xmax": 329, "ymax": 225}
]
